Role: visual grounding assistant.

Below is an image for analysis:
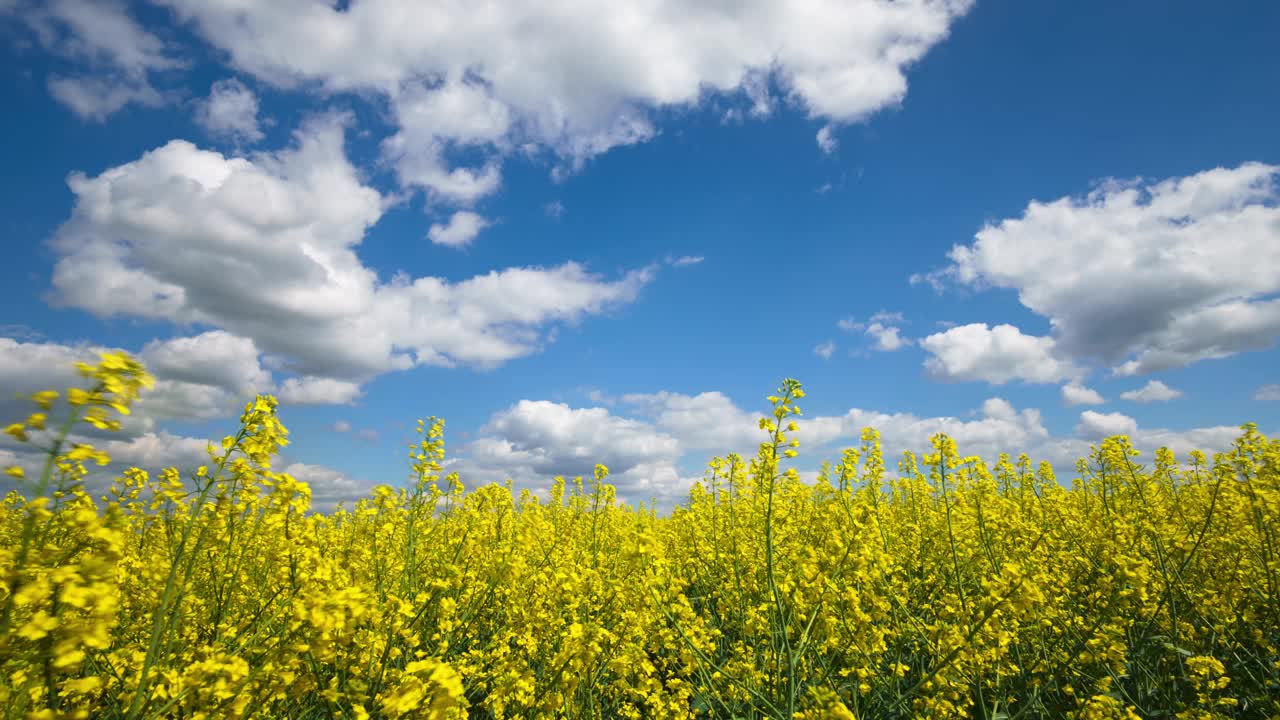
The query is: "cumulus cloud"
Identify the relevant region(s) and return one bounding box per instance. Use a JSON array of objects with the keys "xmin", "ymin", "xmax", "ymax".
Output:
[
  {"xmin": 1061, "ymin": 382, "xmax": 1105, "ymax": 406},
  {"xmin": 141, "ymin": 331, "xmax": 271, "ymax": 395},
  {"xmin": 838, "ymin": 311, "xmax": 911, "ymax": 352},
  {"xmin": 451, "ymin": 400, "xmax": 691, "ymax": 504},
  {"xmin": 622, "ymin": 391, "xmax": 763, "ymax": 456},
  {"xmin": 921, "ymin": 323, "xmax": 1082, "ymax": 385},
  {"xmin": 0, "ymin": 338, "xmax": 104, "ymax": 430},
  {"xmin": 1255, "ymin": 384, "xmax": 1280, "ymax": 401},
  {"xmin": 46, "ymin": 116, "xmax": 654, "ymax": 385},
  {"xmin": 4, "ymin": 0, "xmax": 182, "ymax": 119},
  {"xmin": 0, "ymin": 334, "xmax": 383, "ymax": 514},
  {"xmin": 443, "ymin": 383, "xmax": 1261, "ymax": 508},
  {"xmin": 149, "ymin": 0, "xmax": 971, "ymax": 199},
  {"xmin": 47, "ymin": 76, "xmax": 164, "ymax": 119},
  {"xmin": 866, "ymin": 323, "xmax": 910, "ymax": 351},
  {"xmin": 1076, "ymin": 411, "xmax": 1139, "ymax": 441},
  {"xmin": 195, "ymin": 78, "xmax": 264, "ymax": 143},
  {"xmin": 918, "ymin": 163, "xmax": 1280, "ymax": 375},
  {"xmin": 427, "ymin": 211, "xmax": 490, "ymax": 248},
  {"xmin": 1120, "ymin": 380, "xmax": 1183, "ymax": 404},
  {"xmin": 278, "ymin": 377, "xmax": 364, "ymax": 405},
  {"xmin": 280, "ymin": 462, "xmax": 372, "ymax": 511},
  {"xmin": 98, "ymin": 431, "xmax": 213, "ymax": 470},
  {"xmin": 816, "ymin": 125, "xmax": 838, "ymax": 154},
  {"xmin": 814, "ymin": 341, "xmax": 836, "ymax": 360}
]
